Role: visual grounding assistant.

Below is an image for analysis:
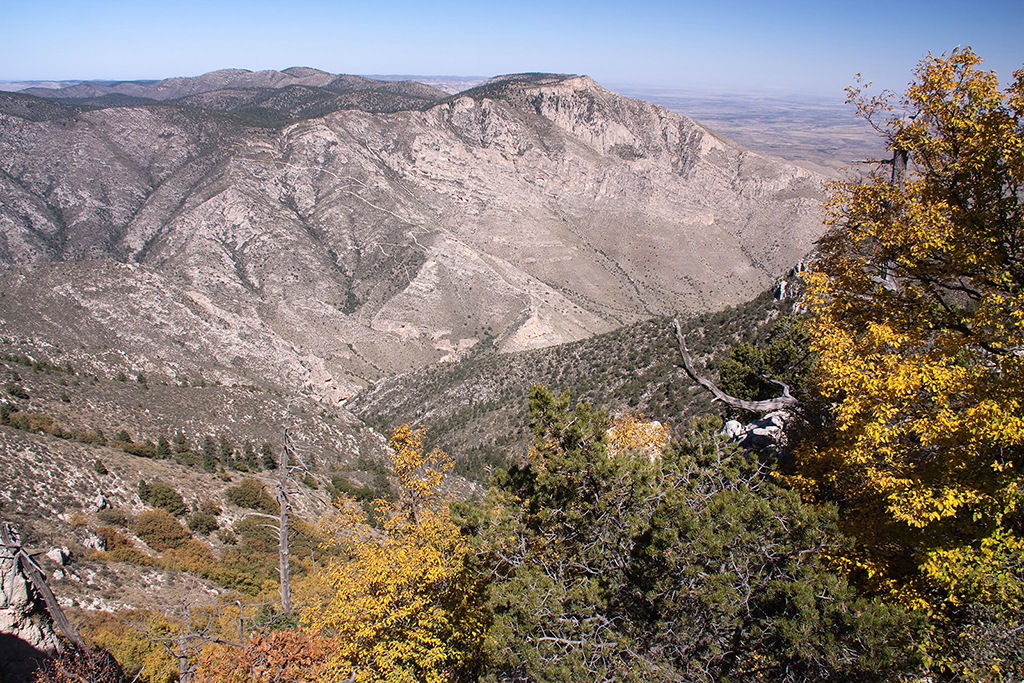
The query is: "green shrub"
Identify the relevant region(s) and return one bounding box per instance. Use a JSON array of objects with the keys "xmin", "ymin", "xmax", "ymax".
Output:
[
  {"xmin": 96, "ymin": 508, "xmax": 130, "ymax": 527},
  {"xmin": 5, "ymin": 382, "xmax": 29, "ymax": 399},
  {"xmin": 119, "ymin": 441, "xmax": 157, "ymax": 458},
  {"xmin": 134, "ymin": 509, "xmax": 191, "ymax": 551},
  {"xmin": 216, "ymin": 529, "xmax": 238, "ymax": 545},
  {"xmin": 233, "ymin": 516, "xmax": 279, "ymax": 552},
  {"xmin": 260, "ymin": 442, "xmax": 277, "ymax": 470},
  {"xmin": 94, "ymin": 525, "xmax": 152, "ymax": 565},
  {"xmin": 225, "ymin": 478, "xmax": 279, "ymax": 514},
  {"xmin": 173, "ymin": 450, "xmax": 201, "ymax": 468},
  {"xmin": 198, "ymin": 499, "xmax": 221, "ymax": 516},
  {"xmin": 8, "ymin": 411, "xmax": 60, "ymax": 434},
  {"xmin": 186, "ymin": 511, "xmax": 219, "ymax": 535},
  {"xmin": 73, "ymin": 430, "xmax": 107, "ymax": 446},
  {"xmin": 93, "ymin": 459, "xmax": 108, "ymax": 475},
  {"xmin": 139, "ymin": 480, "xmax": 187, "ymax": 516}
]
